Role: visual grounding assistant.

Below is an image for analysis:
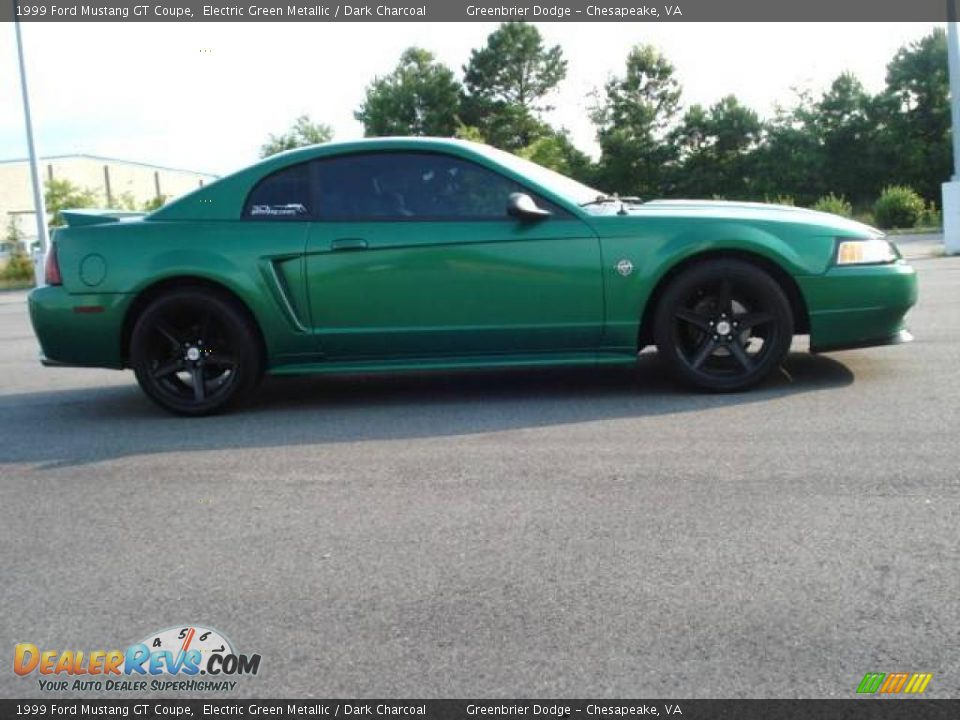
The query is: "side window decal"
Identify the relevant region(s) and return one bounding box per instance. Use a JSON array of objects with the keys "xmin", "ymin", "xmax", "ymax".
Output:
[{"xmin": 243, "ymin": 163, "xmax": 312, "ymax": 219}]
